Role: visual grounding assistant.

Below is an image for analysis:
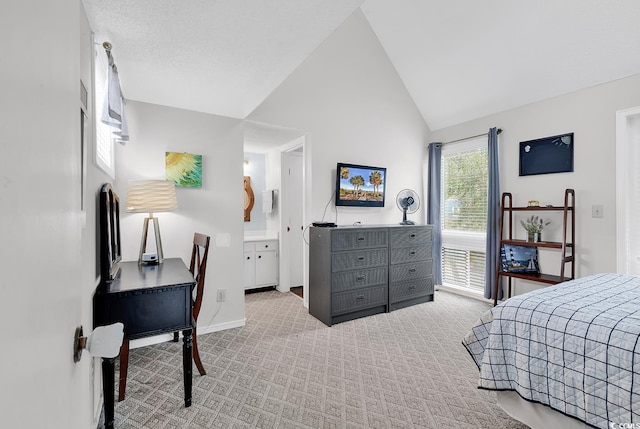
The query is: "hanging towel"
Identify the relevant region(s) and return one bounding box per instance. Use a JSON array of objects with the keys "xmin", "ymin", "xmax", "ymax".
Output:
[{"xmin": 101, "ymin": 51, "xmax": 129, "ymax": 142}]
